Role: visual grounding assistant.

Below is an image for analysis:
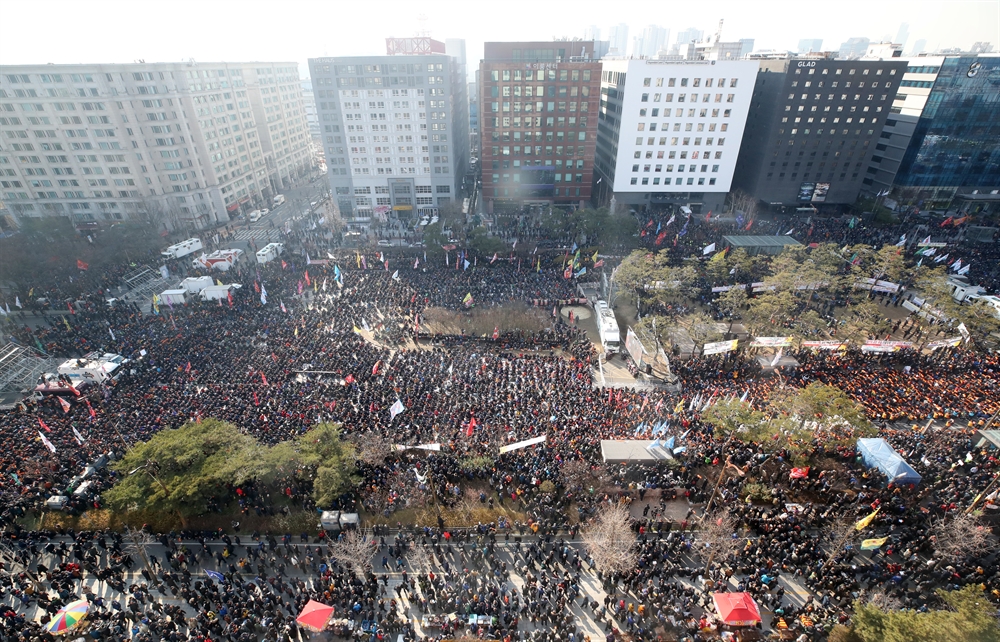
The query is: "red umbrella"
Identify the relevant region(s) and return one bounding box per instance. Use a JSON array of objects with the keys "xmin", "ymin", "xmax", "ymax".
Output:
[
  {"xmin": 296, "ymin": 600, "xmax": 334, "ymax": 632},
  {"xmin": 713, "ymin": 592, "xmax": 761, "ymax": 626}
]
